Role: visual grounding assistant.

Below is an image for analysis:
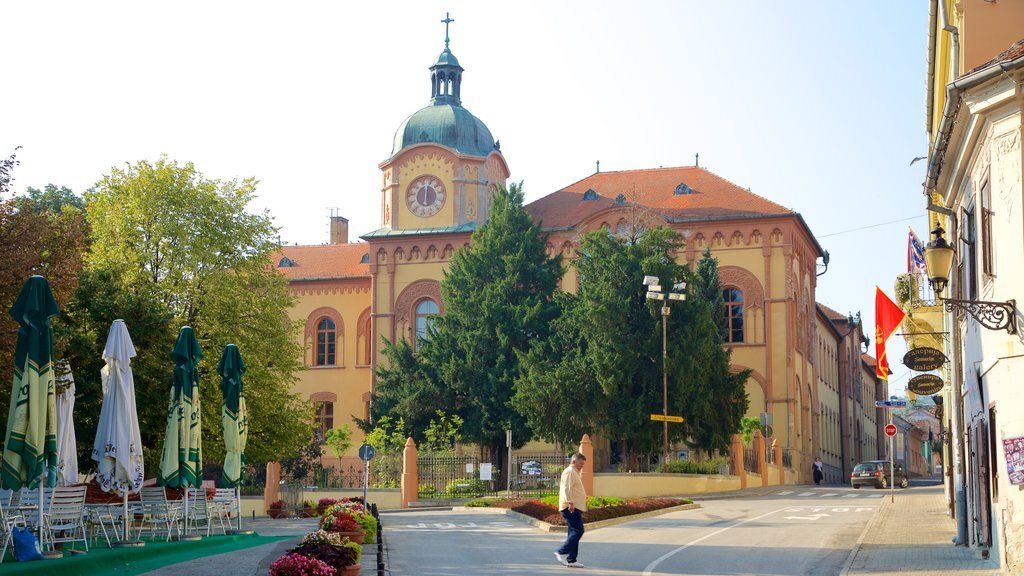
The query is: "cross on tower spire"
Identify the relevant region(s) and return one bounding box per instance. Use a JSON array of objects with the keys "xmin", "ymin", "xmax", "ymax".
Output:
[{"xmin": 441, "ymin": 12, "xmax": 454, "ymax": 50}]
